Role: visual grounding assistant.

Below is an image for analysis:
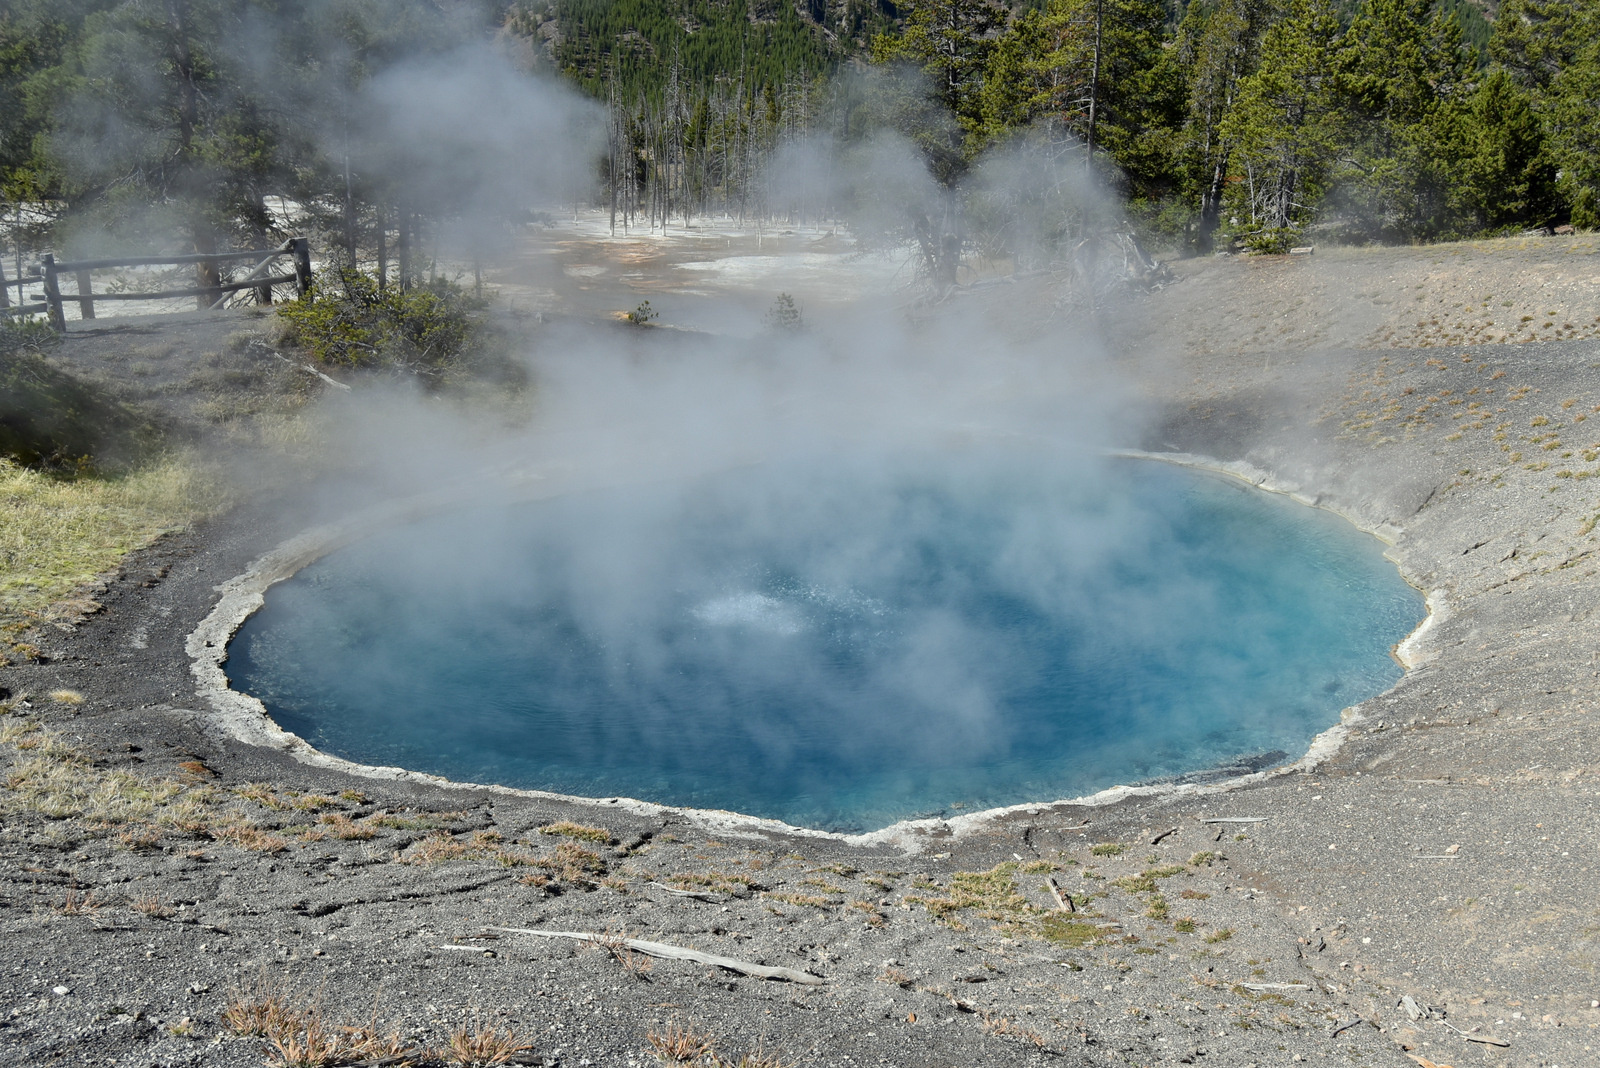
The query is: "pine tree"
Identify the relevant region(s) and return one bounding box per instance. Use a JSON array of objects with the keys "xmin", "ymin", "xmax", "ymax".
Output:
[
  {"xmin": 51, "ymin": 0, "xmax": 295, "ymax": 297},
  {"xmin": 1217, "ymin": 0, "xmax": 1345, "ymax": 249},
  {"xmin": 871, "ymin": 0, "xmax": 1004, "ymax": 182},
  {"xmin": 1174, "ymin": 0, "xmax": 1275, "ymax": 250},
  {"xmin": 1489, "ymin": 0, "xmax": 1600, "ymax": 227},
  {"xmin": 978, "ymin": 0, "xmax": 1181, "ymax": 202},
  {"xmin": 1331, "ymin": 0, "xmax": 1474, "ymax": 239},
  {"xmin": 1443, "ymin": 67, "xmax": 1558, "ymax": 231}
]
